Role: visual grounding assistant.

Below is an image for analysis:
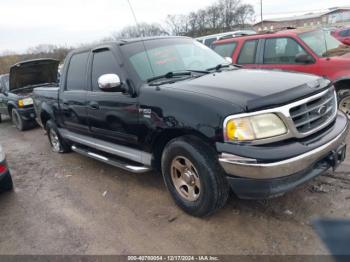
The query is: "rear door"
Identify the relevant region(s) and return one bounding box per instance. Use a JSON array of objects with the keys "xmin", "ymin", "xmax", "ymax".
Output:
[
  {"xmin": 60, "ymin": 51, "xmax": 90, "ymax": 134},
  {"xmin": 87, "ymin": 48, "xmax": 139, "ymax": 147},
  {"xmin": 257, "ymin": 37, "xmax": 319, "ymax": 74}
]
